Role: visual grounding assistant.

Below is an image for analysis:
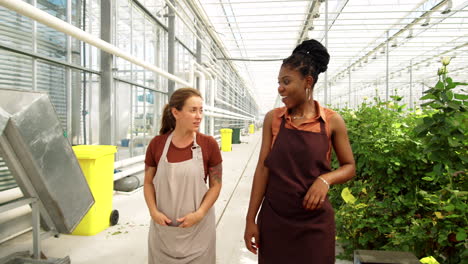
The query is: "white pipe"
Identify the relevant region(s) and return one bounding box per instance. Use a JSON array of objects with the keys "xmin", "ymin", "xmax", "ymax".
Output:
[
  {"xmin": 194, "ymin": 70, "xmax": 206, "ymax": 133},
  {"xmin": 189, "ymin": 62, "xmax": 195, "ymax": 87},
  {"xmin": 204, "ymin": 111, "xmax": 250, "ymax": 120},
  {"xmin": 205, "ymin": 105, "xmax": 252, "ymax": 120},
  {"xmin": 0, "ymin": 188, "xmax": 30, "ymax": 231},
  {"xmin": 114, "ymin": 164, "xmax": 145, "ymax": 181},
  {"xmin": 114, "ymin": 155, "xmax": 145, "ymax": 170},
  {"xmin": 0, "ymin": 0, "xmax": 192, "ymax": 87},
  {"xmin": 209, "ymin": 74, "xmax": 215, "ymax": 135},
  {"xmin": 0, "ymin": 187, "xmax": 23, "ymax": 204},
  {"xmin": 0, "ymin": 205, "xmax": 31, "ymax": 225}
]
